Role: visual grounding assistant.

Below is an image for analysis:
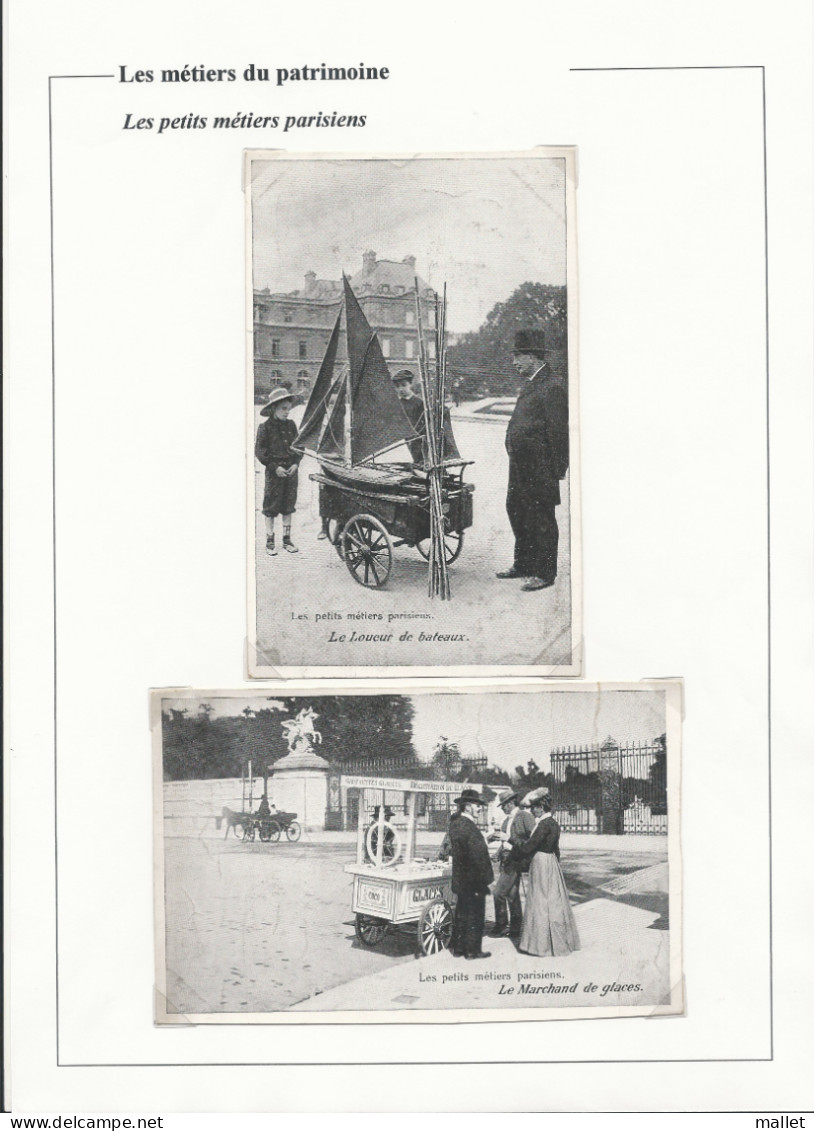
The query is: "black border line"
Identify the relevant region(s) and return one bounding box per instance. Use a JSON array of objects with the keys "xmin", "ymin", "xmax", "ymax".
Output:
[{"xmin": 48, "ymin": 63, "xmax": 773, "ymax": 1069}]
